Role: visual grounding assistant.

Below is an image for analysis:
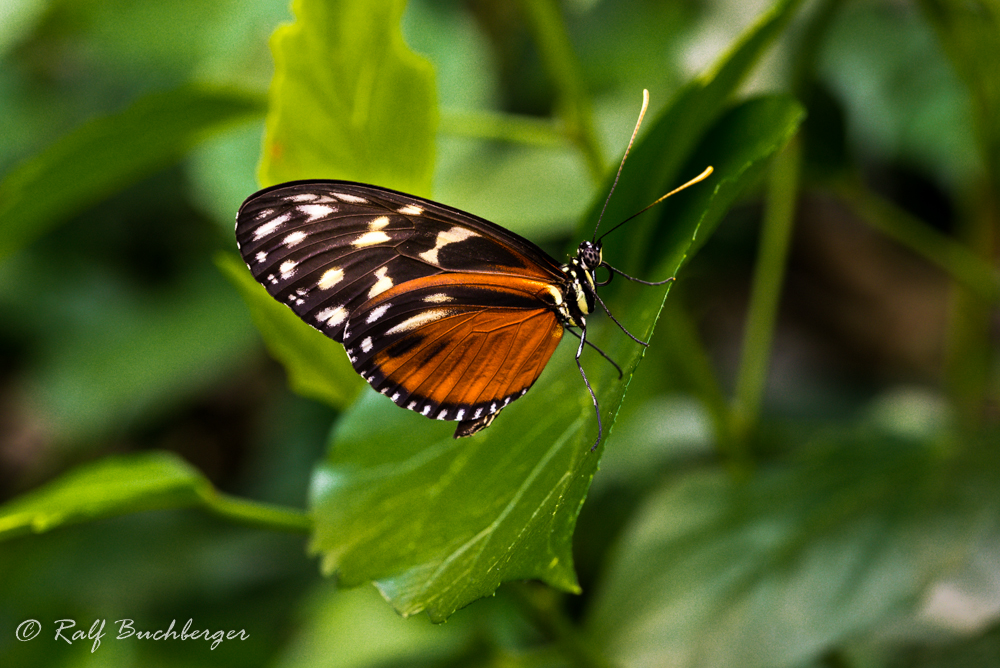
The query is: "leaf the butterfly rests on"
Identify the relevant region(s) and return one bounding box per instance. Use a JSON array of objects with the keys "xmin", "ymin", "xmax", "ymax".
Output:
[{"xmin": 235, "ymin": 92, "xmax": 712, "ymax": 447}]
